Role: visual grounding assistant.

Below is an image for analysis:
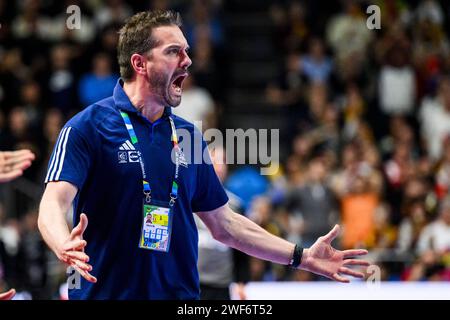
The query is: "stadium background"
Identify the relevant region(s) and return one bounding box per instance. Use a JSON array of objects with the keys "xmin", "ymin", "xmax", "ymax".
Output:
[{"xmin": 0, "ymin": 0, "xmax": 449, "ymax": 299}]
